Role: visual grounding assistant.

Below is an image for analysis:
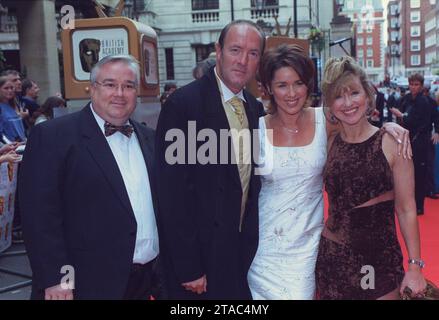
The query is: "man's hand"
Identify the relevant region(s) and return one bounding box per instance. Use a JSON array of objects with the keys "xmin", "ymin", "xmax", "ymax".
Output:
[
  {"xmin": 382, "ymin": 122, "xmax": 412, "ymax": 159},
  {"xmin": 390, "ymin": 107, "xmax": 403, "ymax": 118},
  {"xmin": 181, "ymin": 275, "xmax": 207, "ymax": 295},
  {"xmin": 45, "ymin": 284, "xmax": 74, "ymax": 300},
  {"xmin": 432, "ymin": 133, "xmax": 439, "ymax": 144}
]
